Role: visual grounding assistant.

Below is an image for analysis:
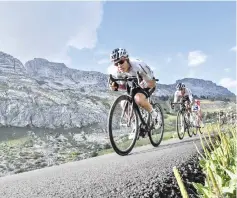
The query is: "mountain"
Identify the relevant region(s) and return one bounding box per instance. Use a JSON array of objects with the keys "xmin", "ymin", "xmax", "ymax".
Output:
[
  {"xmin": 24, "ymin": 56, "xmax": 235, "ymax": 98},
  {"xmin": 157, "ymin": 79, "xmax": 235, "ymax": 98},
  {"xmin": 25, "ymin": 58, "xmax": 108, "ymax": 92},
  {"xmin": 0, "ymin": 51, "xmax": 235, "ymax": 129}
]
